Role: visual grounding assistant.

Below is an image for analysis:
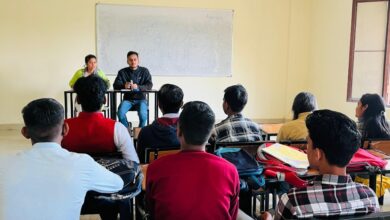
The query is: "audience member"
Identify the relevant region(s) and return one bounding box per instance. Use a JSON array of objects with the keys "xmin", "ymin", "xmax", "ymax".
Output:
[
  {"xmin": 146, "ymin": 101, "xmax": 240, "ymax": 220},
  {"xmin": 355, "ymin": 93, "xmax": 390, "ymax": 140},
  {"xmin": 137, "ymin": 84, "xmax": 183, "ymax": 163},
  {"xmin": 62, "ymin": 76, "xmax": 139, "ymax": 163},
  {"xmin": 263, "ymin": 109, "xmax": 379, "ymax": 219},
  {"xmin": 277, "ymin": 92, "xmax": 317, "ymax": 142},
  {"xmin": 215, "ymin": 84, "xmax": 262, "ymax": 142},
  {"xmin": 114, "ymin": 51, "xmax": 153, "ymax": 128},
  {"xmin": 0, "ymin": 98, "xmax": 123, "ymax": 220}
]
